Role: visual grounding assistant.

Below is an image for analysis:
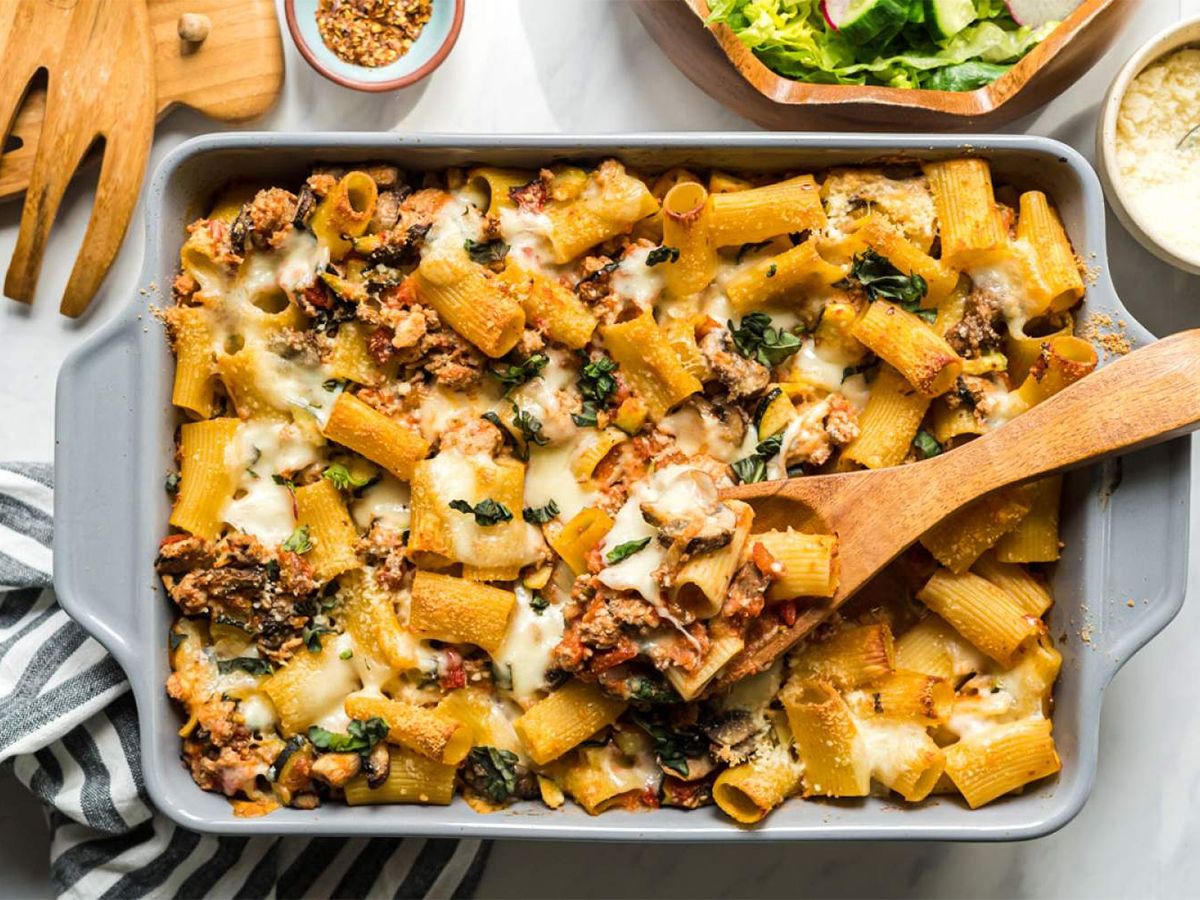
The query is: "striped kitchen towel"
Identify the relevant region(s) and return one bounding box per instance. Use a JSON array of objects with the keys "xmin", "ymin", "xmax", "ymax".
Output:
[{"xmin": 0, "ymin": 463, "xmax": 491, "ymax": 899}]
